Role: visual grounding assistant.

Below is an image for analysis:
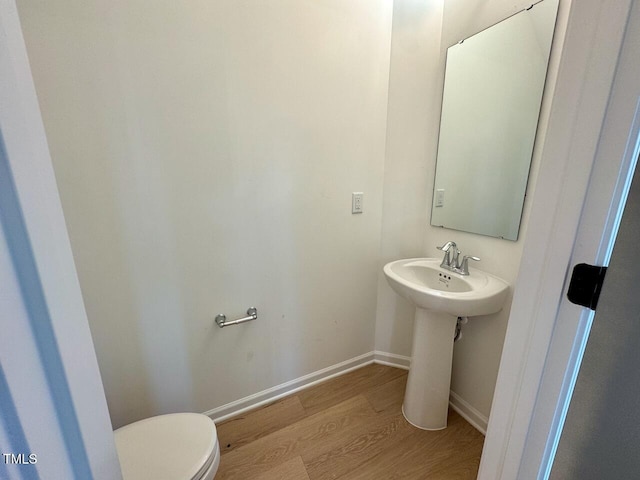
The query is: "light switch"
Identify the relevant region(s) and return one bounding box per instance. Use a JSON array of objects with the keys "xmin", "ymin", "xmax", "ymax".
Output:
[
  {"xmin": 435, "ymin": 189, "xmax": 445, "ymax": 207},
  {"xmin": 352, "ymin": 192, "xmax": 363, "ymax": 214}
]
